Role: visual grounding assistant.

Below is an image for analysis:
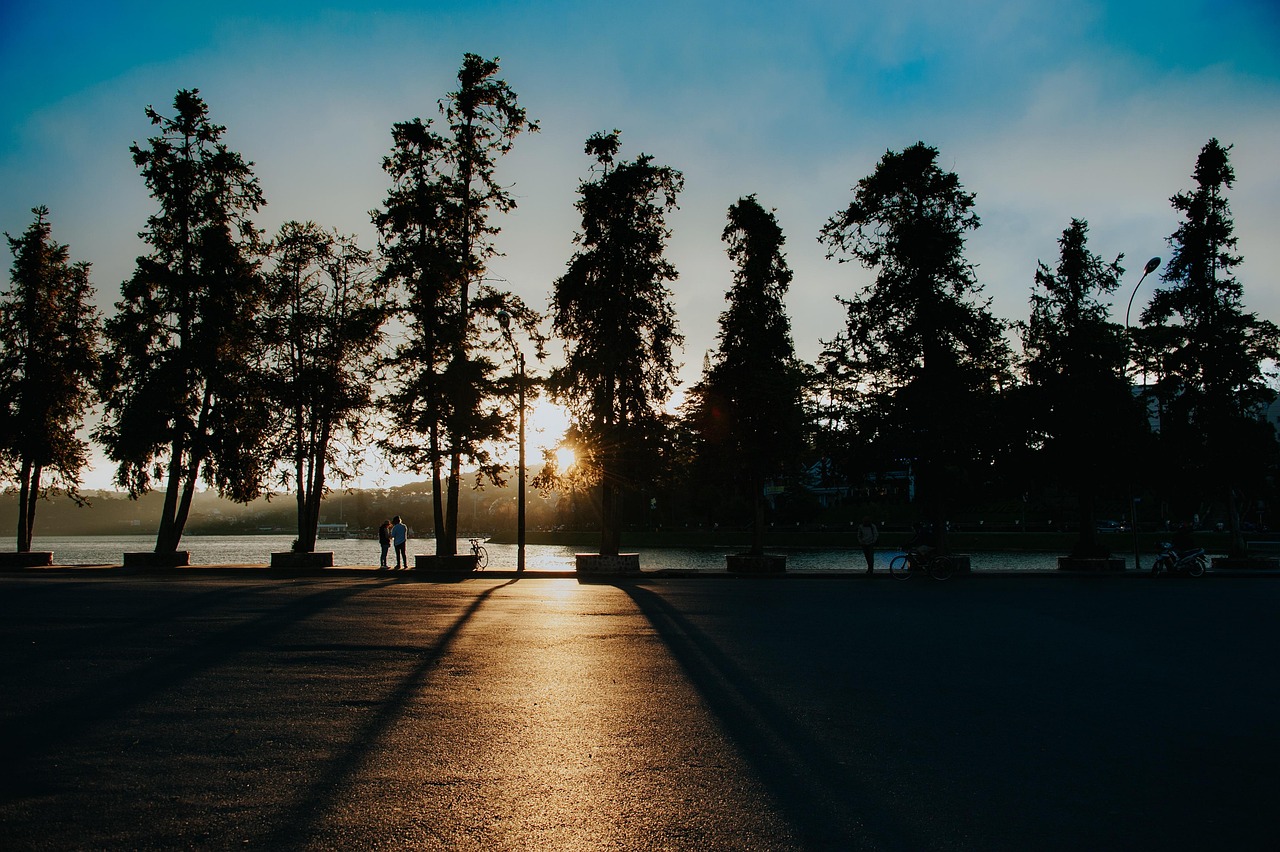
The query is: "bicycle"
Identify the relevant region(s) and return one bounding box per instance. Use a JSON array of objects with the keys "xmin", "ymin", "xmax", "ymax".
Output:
[
  {"xmin": 889, "ymin": 549, "xmax": 955, "ymax": 581},
  {"xmin": 469, "ymin": 538, "xmax": 489, "ymax": 570}
]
